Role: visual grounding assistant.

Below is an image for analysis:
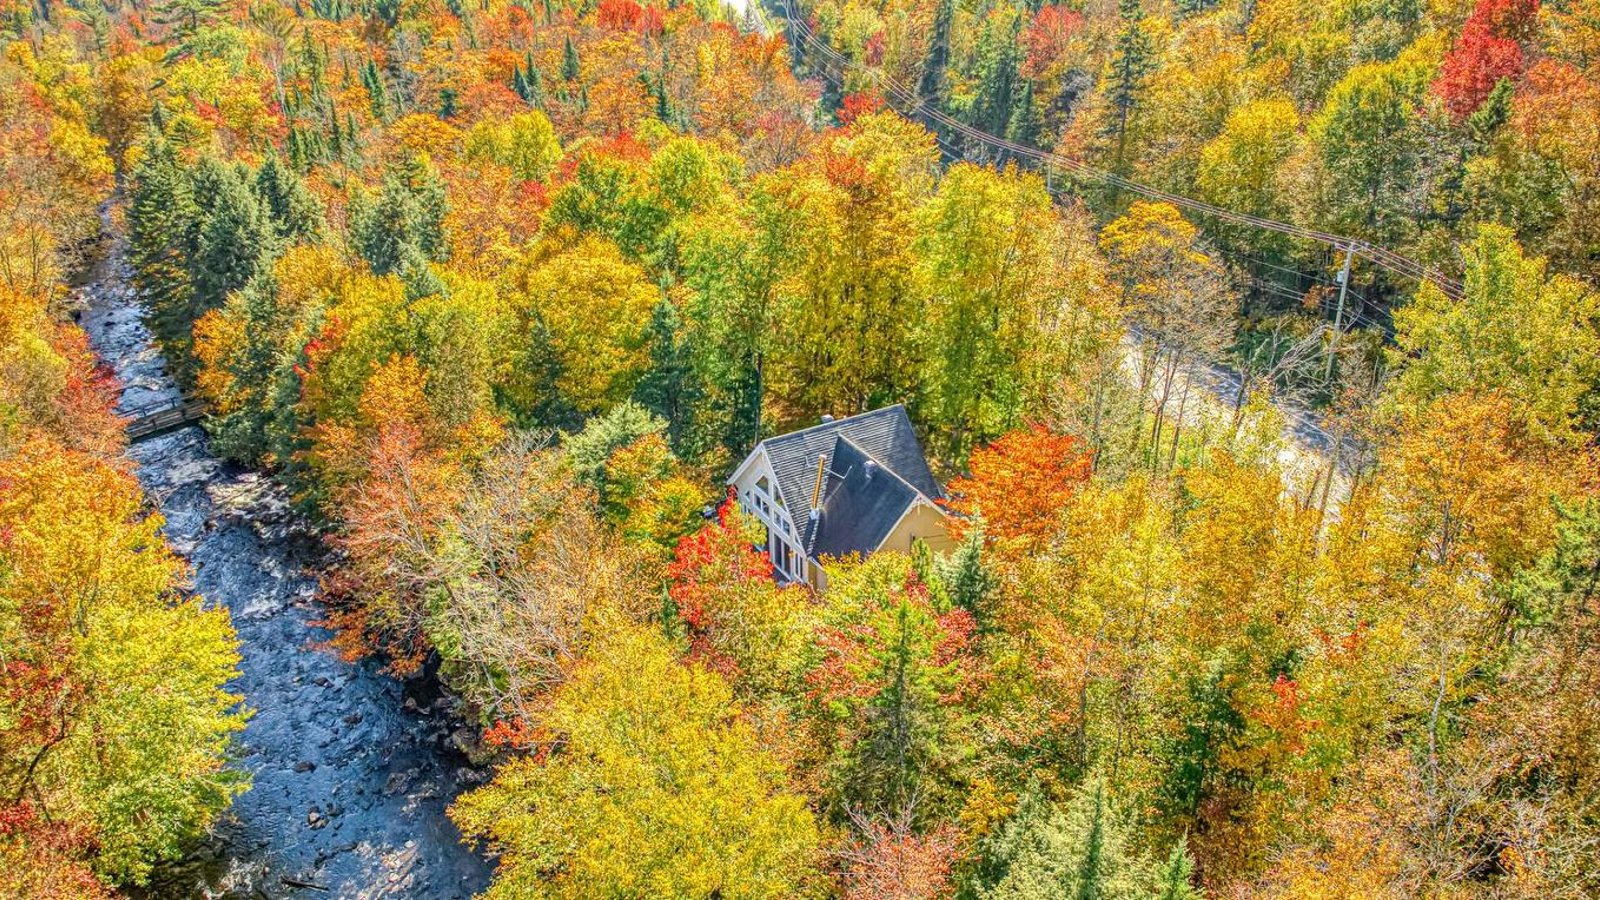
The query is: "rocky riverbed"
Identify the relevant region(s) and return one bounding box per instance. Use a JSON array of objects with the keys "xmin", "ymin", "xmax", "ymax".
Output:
[{"xmin": 77, "ymin": 220, "xmax": 494, "ymax": 898}]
